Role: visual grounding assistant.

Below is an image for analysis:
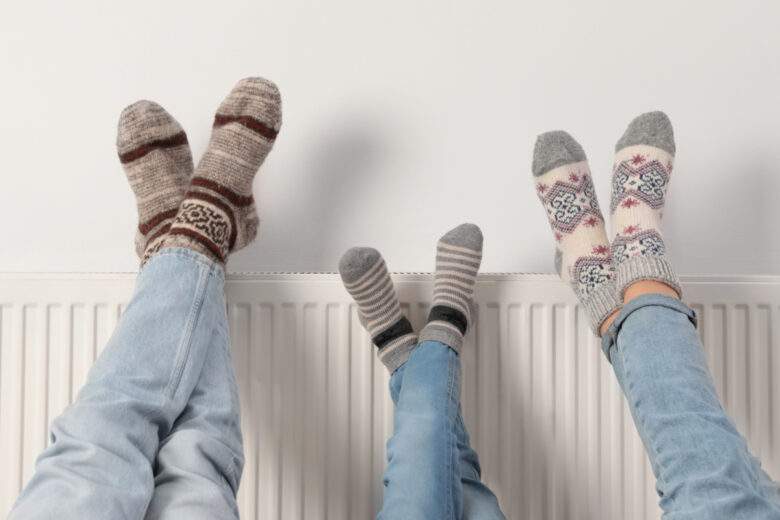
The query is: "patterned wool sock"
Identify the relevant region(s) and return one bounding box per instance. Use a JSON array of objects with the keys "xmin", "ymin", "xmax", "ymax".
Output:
[
  {"xmin": 164, "ymin": 77, "xmax": 282, "ymax": 262},
  {"xmin": 532, "ymin": 131, "xmax": 621, "ymax": 334},
  {"xmin": 610, "ymin": 111, "xmax": 681, "ymax": 297},
  {"xmin": 418, "ymin": 223, "xmax": 483, "ymax": 353},
  {"xmin": 116, "ymin": 100, "xmax": 193, "ymax": 265},
  {"xmin": 339, "ymin": 247, "xmax": 418, "ymax": 373}
]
